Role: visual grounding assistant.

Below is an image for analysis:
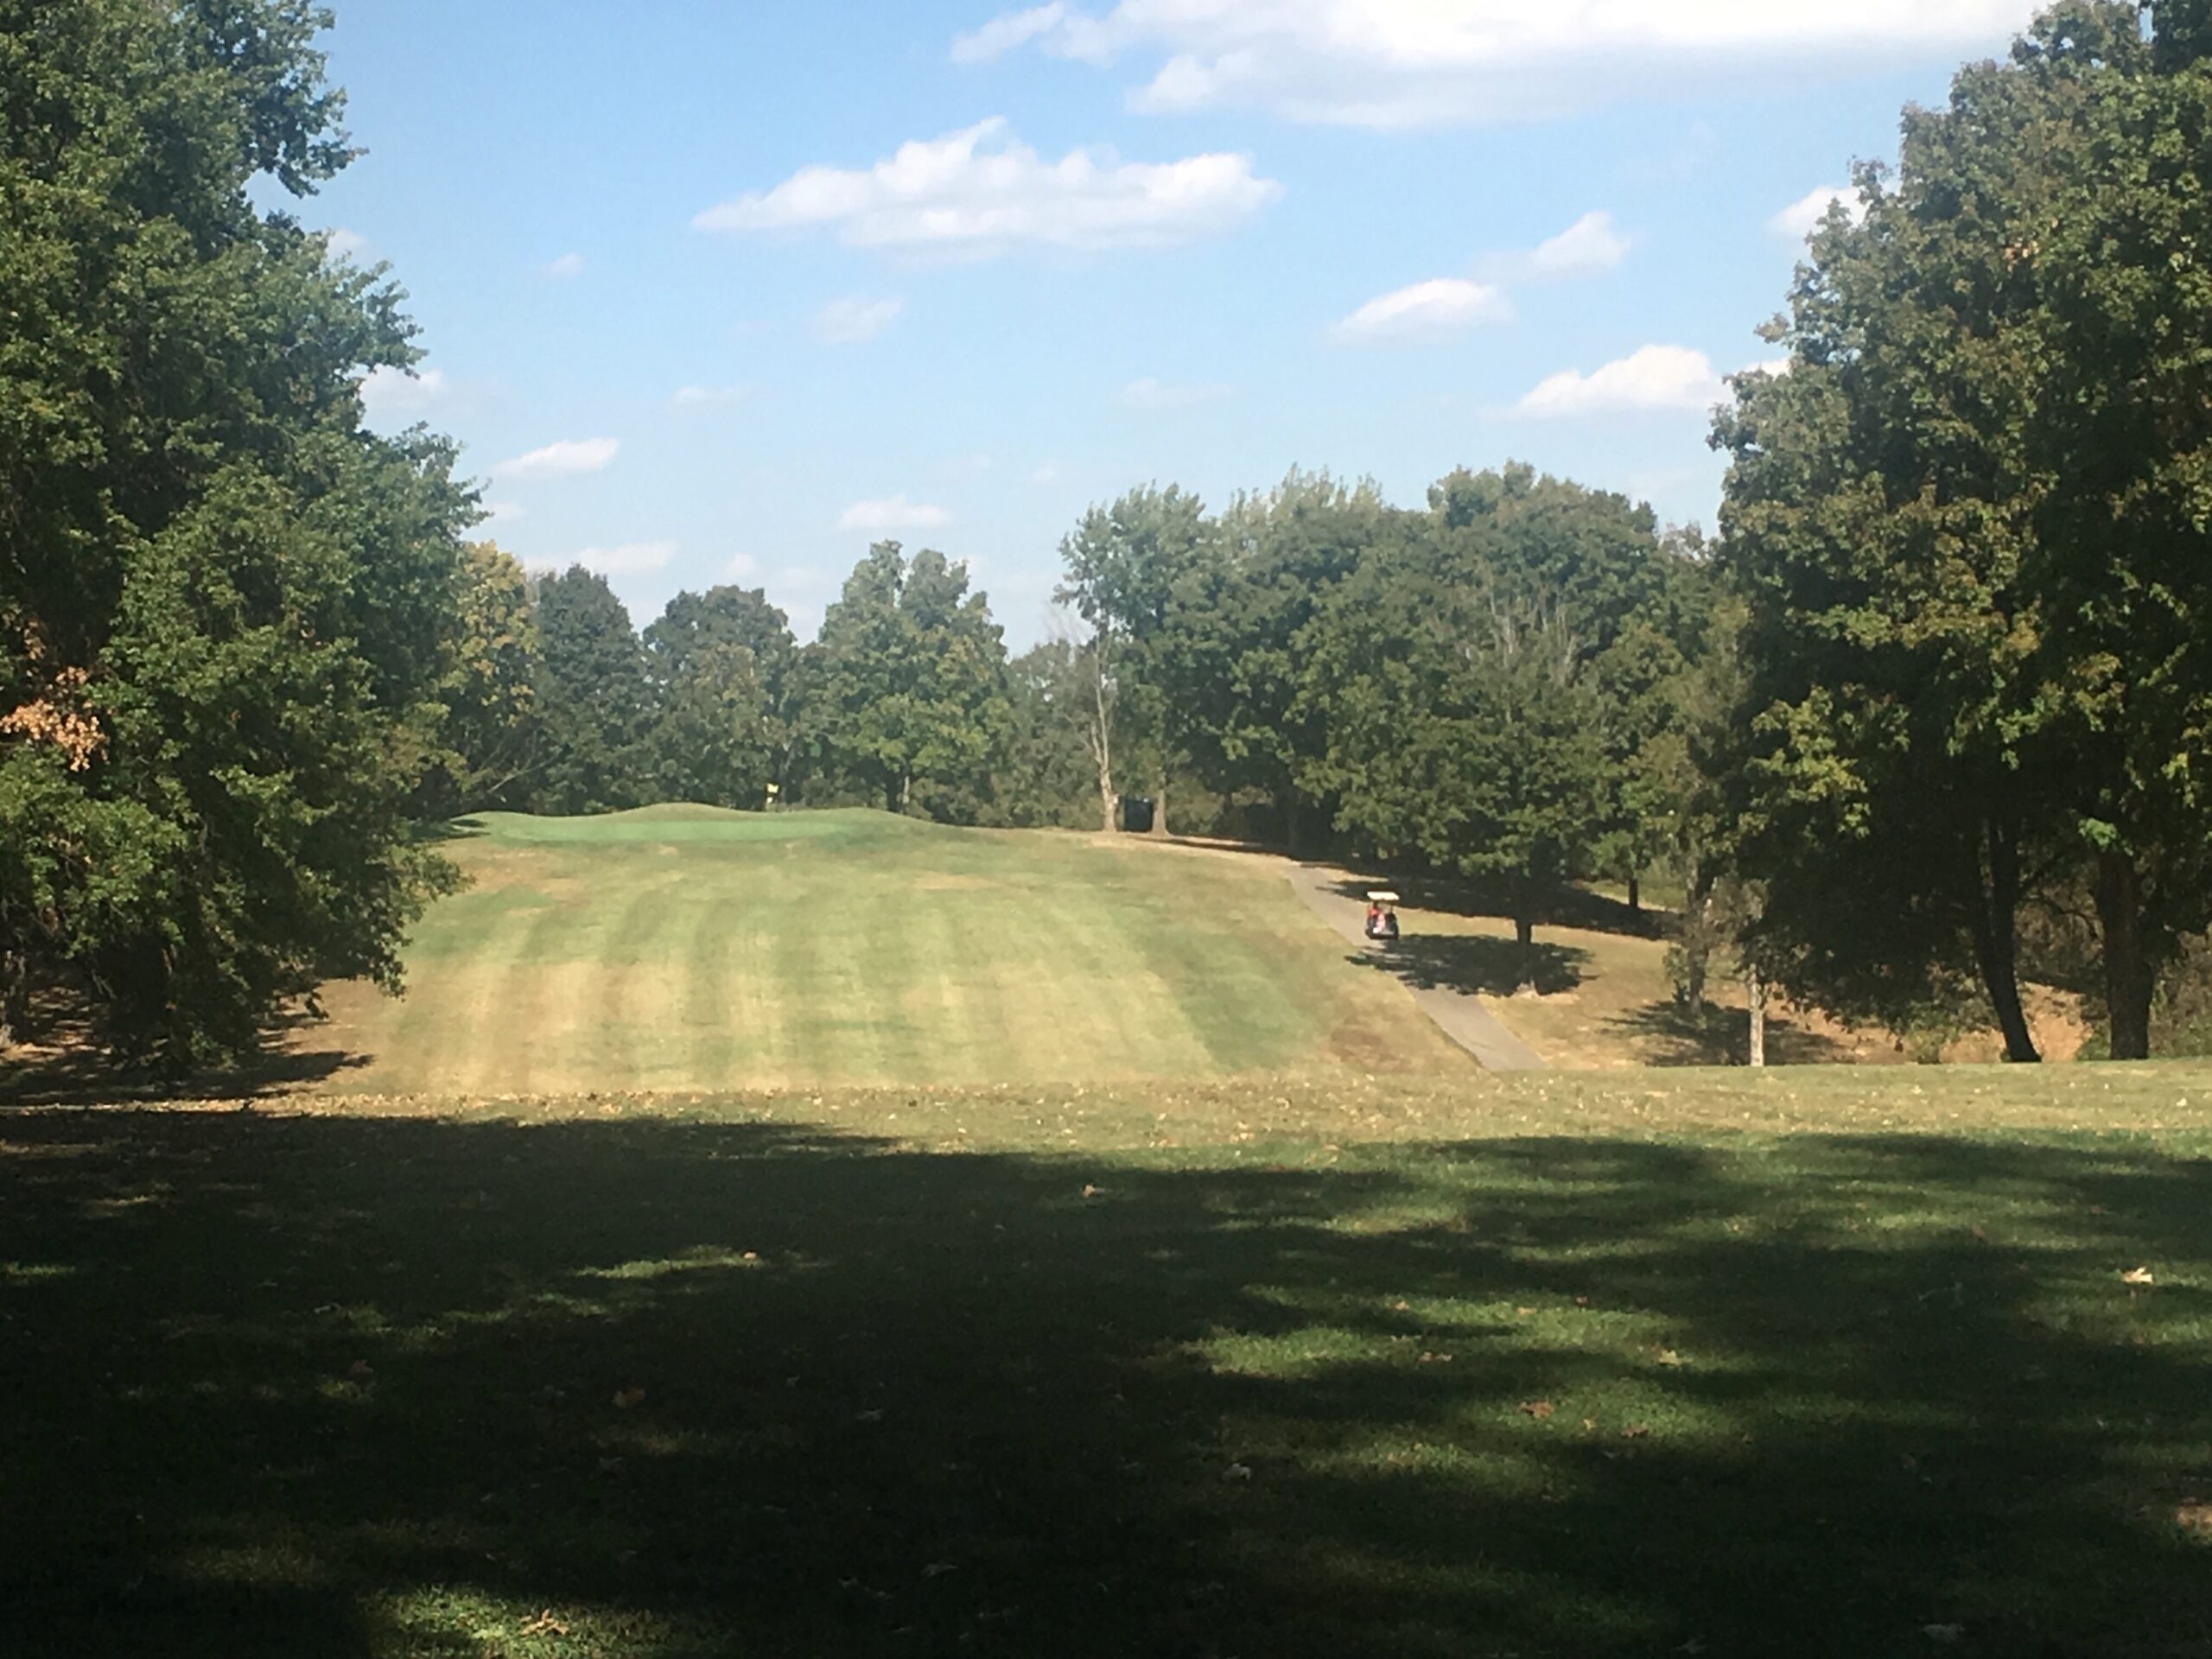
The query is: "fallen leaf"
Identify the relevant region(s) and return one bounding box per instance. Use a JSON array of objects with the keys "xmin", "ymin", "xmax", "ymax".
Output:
[
  {"xmin": 2122, "ymin": 1267, "xmax": 2155, "ymax": 1286},
  {"xmin": 613, "ymin": 1386, "xmax": 646, "ymax": 1409},
  {"xmin": 1519, "ymin": 1399, "xmax": 1555, "ymax": 1420},
  {"xmin": 1656, "ymin": 1349, "xmax": 1687, "ymax": 1368},
  {"xmin": 1621, "ymin": 1424, "xmax": 1652, "ymax": 1440},
  {"xmin": 1223, "ymin": 1462, "xmax": 1253, "ymax": 1482}
]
